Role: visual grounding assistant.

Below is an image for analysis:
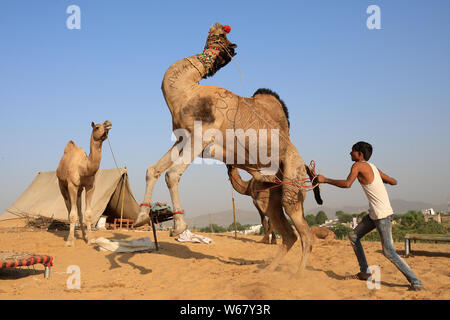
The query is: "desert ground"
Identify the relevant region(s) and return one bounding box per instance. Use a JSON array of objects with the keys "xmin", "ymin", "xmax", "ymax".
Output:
[{"xmin": 0, "ymin": 219, "xmax": 448, "ymax": 300}]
